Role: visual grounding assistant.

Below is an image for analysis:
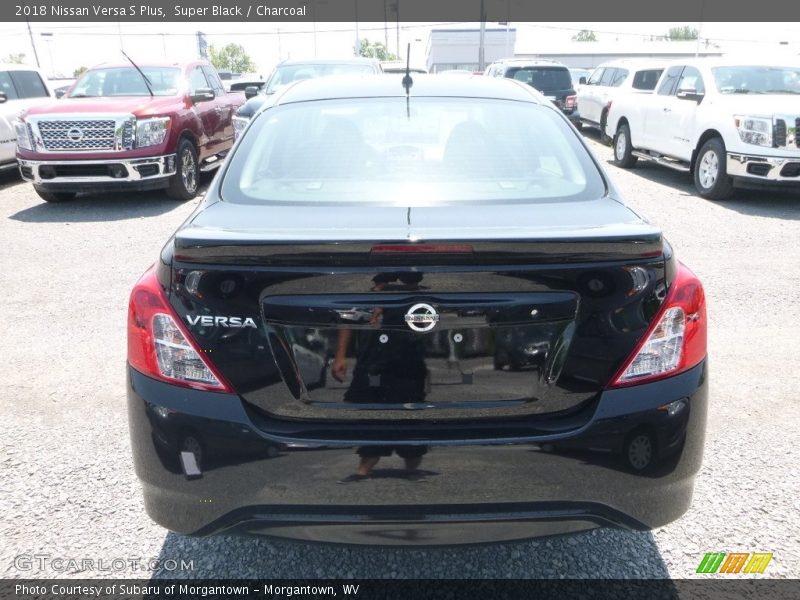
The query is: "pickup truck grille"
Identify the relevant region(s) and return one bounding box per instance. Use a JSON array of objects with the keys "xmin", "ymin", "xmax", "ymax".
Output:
[
  {"xmin": 773, "ymin": 117, "xmax": 800, "ymax": 149},
  {"xmin": 37, "ymin": 119, "xmax": 117, "ymax": 151}
]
